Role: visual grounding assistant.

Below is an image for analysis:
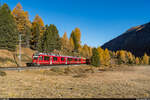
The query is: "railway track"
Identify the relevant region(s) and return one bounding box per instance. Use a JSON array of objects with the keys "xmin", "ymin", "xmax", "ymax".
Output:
[{"xmin": 0, "ymin": 64, "xmax": 87, "ymax": 71}]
